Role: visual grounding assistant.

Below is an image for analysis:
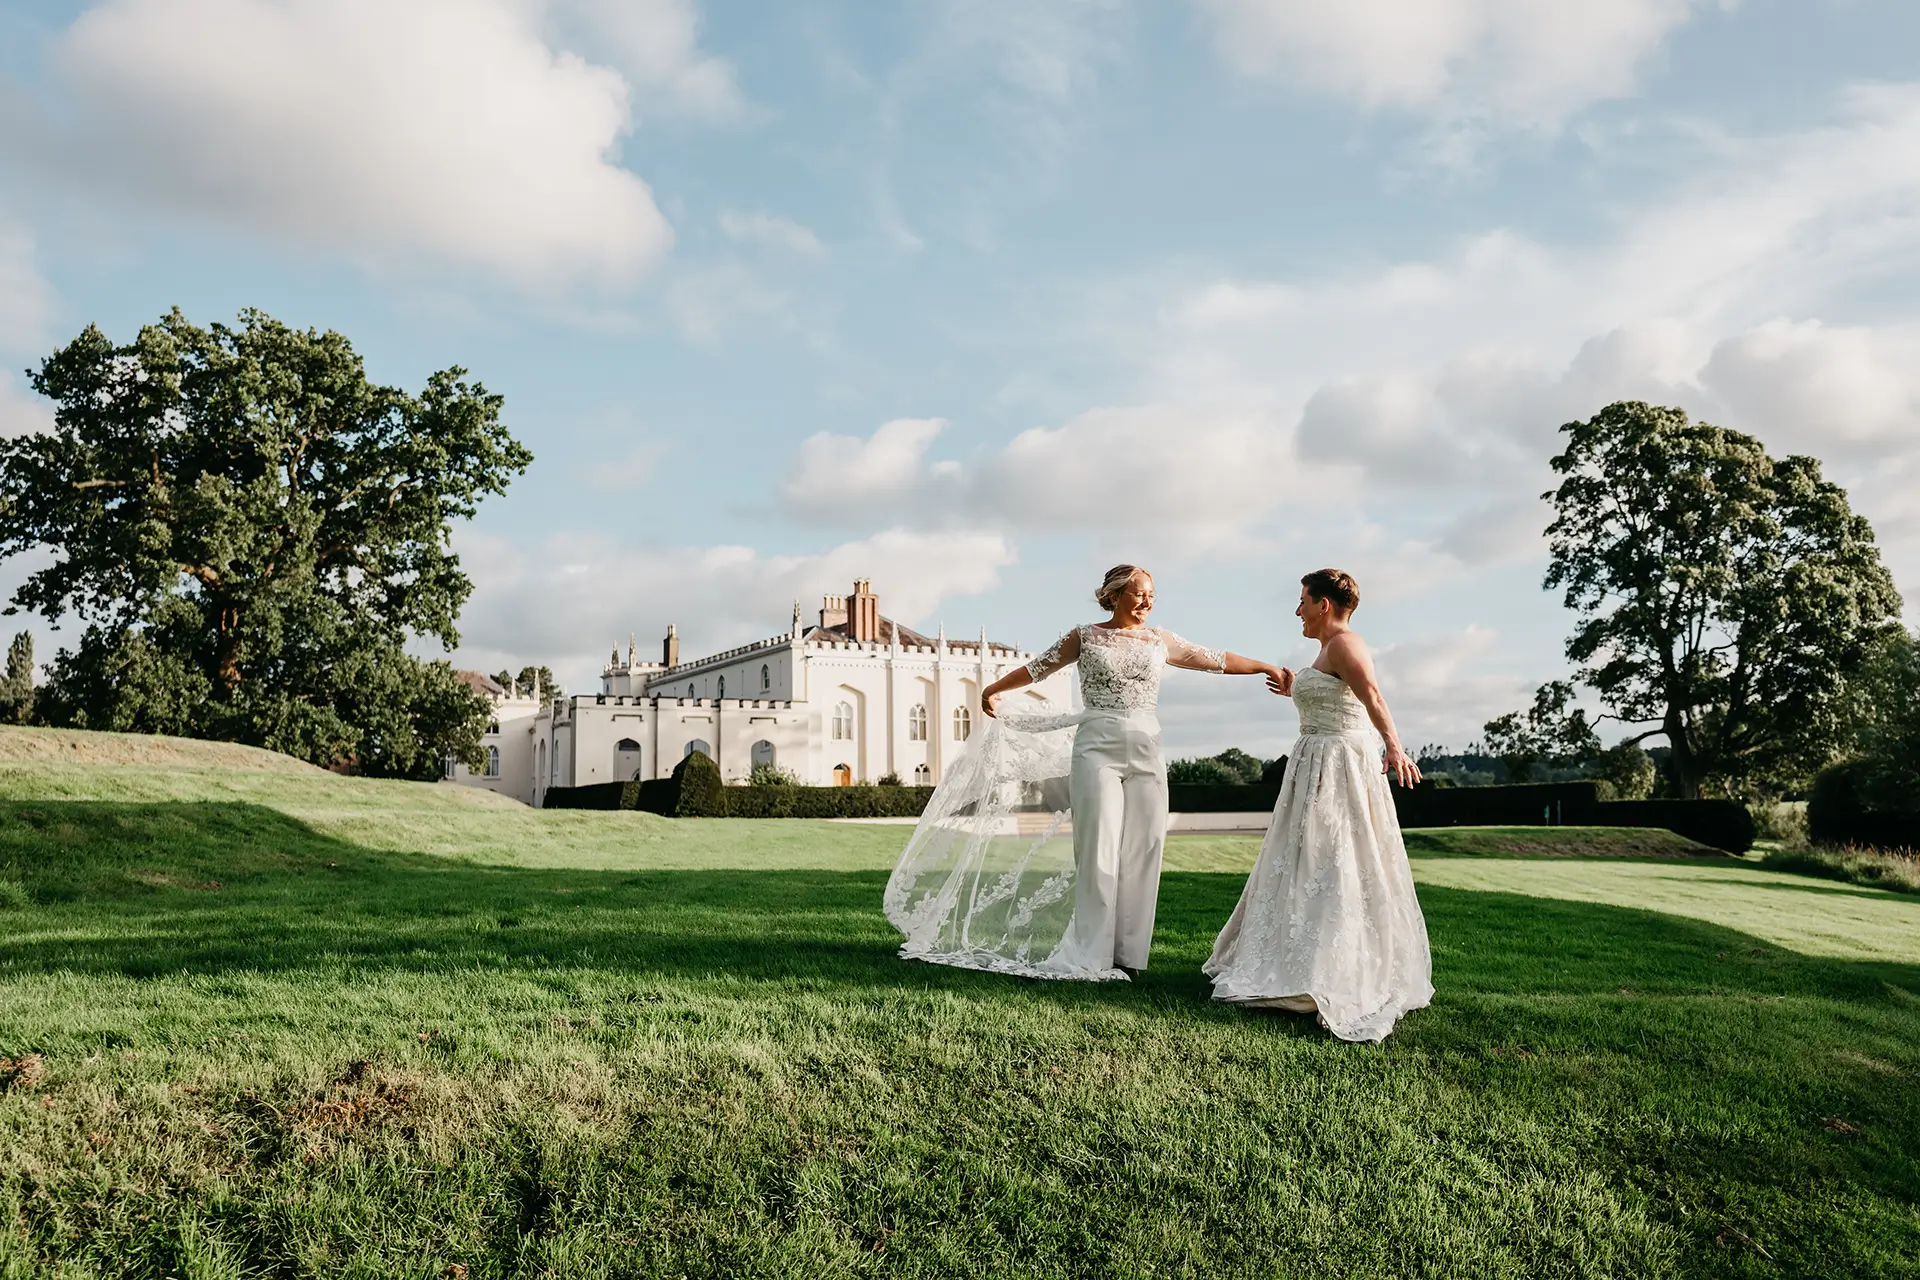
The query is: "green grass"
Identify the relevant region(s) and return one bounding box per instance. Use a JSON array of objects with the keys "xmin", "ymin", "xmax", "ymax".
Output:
[{"xmin": 0, "ymin": 734, "xmax": 1917, "ymax": 1278}]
